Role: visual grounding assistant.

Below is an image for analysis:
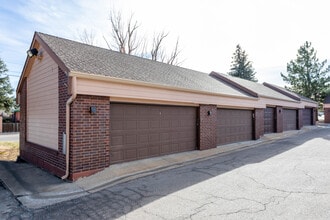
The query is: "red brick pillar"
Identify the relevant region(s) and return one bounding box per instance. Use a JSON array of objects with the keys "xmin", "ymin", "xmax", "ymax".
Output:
[
  {"xmin": 312, "ymin": 108, "xmax": 317, "ymax": 125},
  {"xmin": 198, "ymin": 105, "xmax": 217, "ymax": 150},
  {"xmin": 0, "ymin": 115, "xmax": 2, "ymax": 133},
  {"xmin": 254, "ymin": 109, "xmax": 264, "ymax": 140},
  {"xmin": 70, "ymin": 95, "xmax": 110, "ymax": 180},
  {"xmin": 324, "ymin": 105, "xmax": 330, "ymax": 123},
  {"xmin": 276, "ymin": 106, "xmax": 283, "ymax": 133},
  {"xmin": 297, "ymin": 109, "xmax": 303, "ymax": 130}
]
